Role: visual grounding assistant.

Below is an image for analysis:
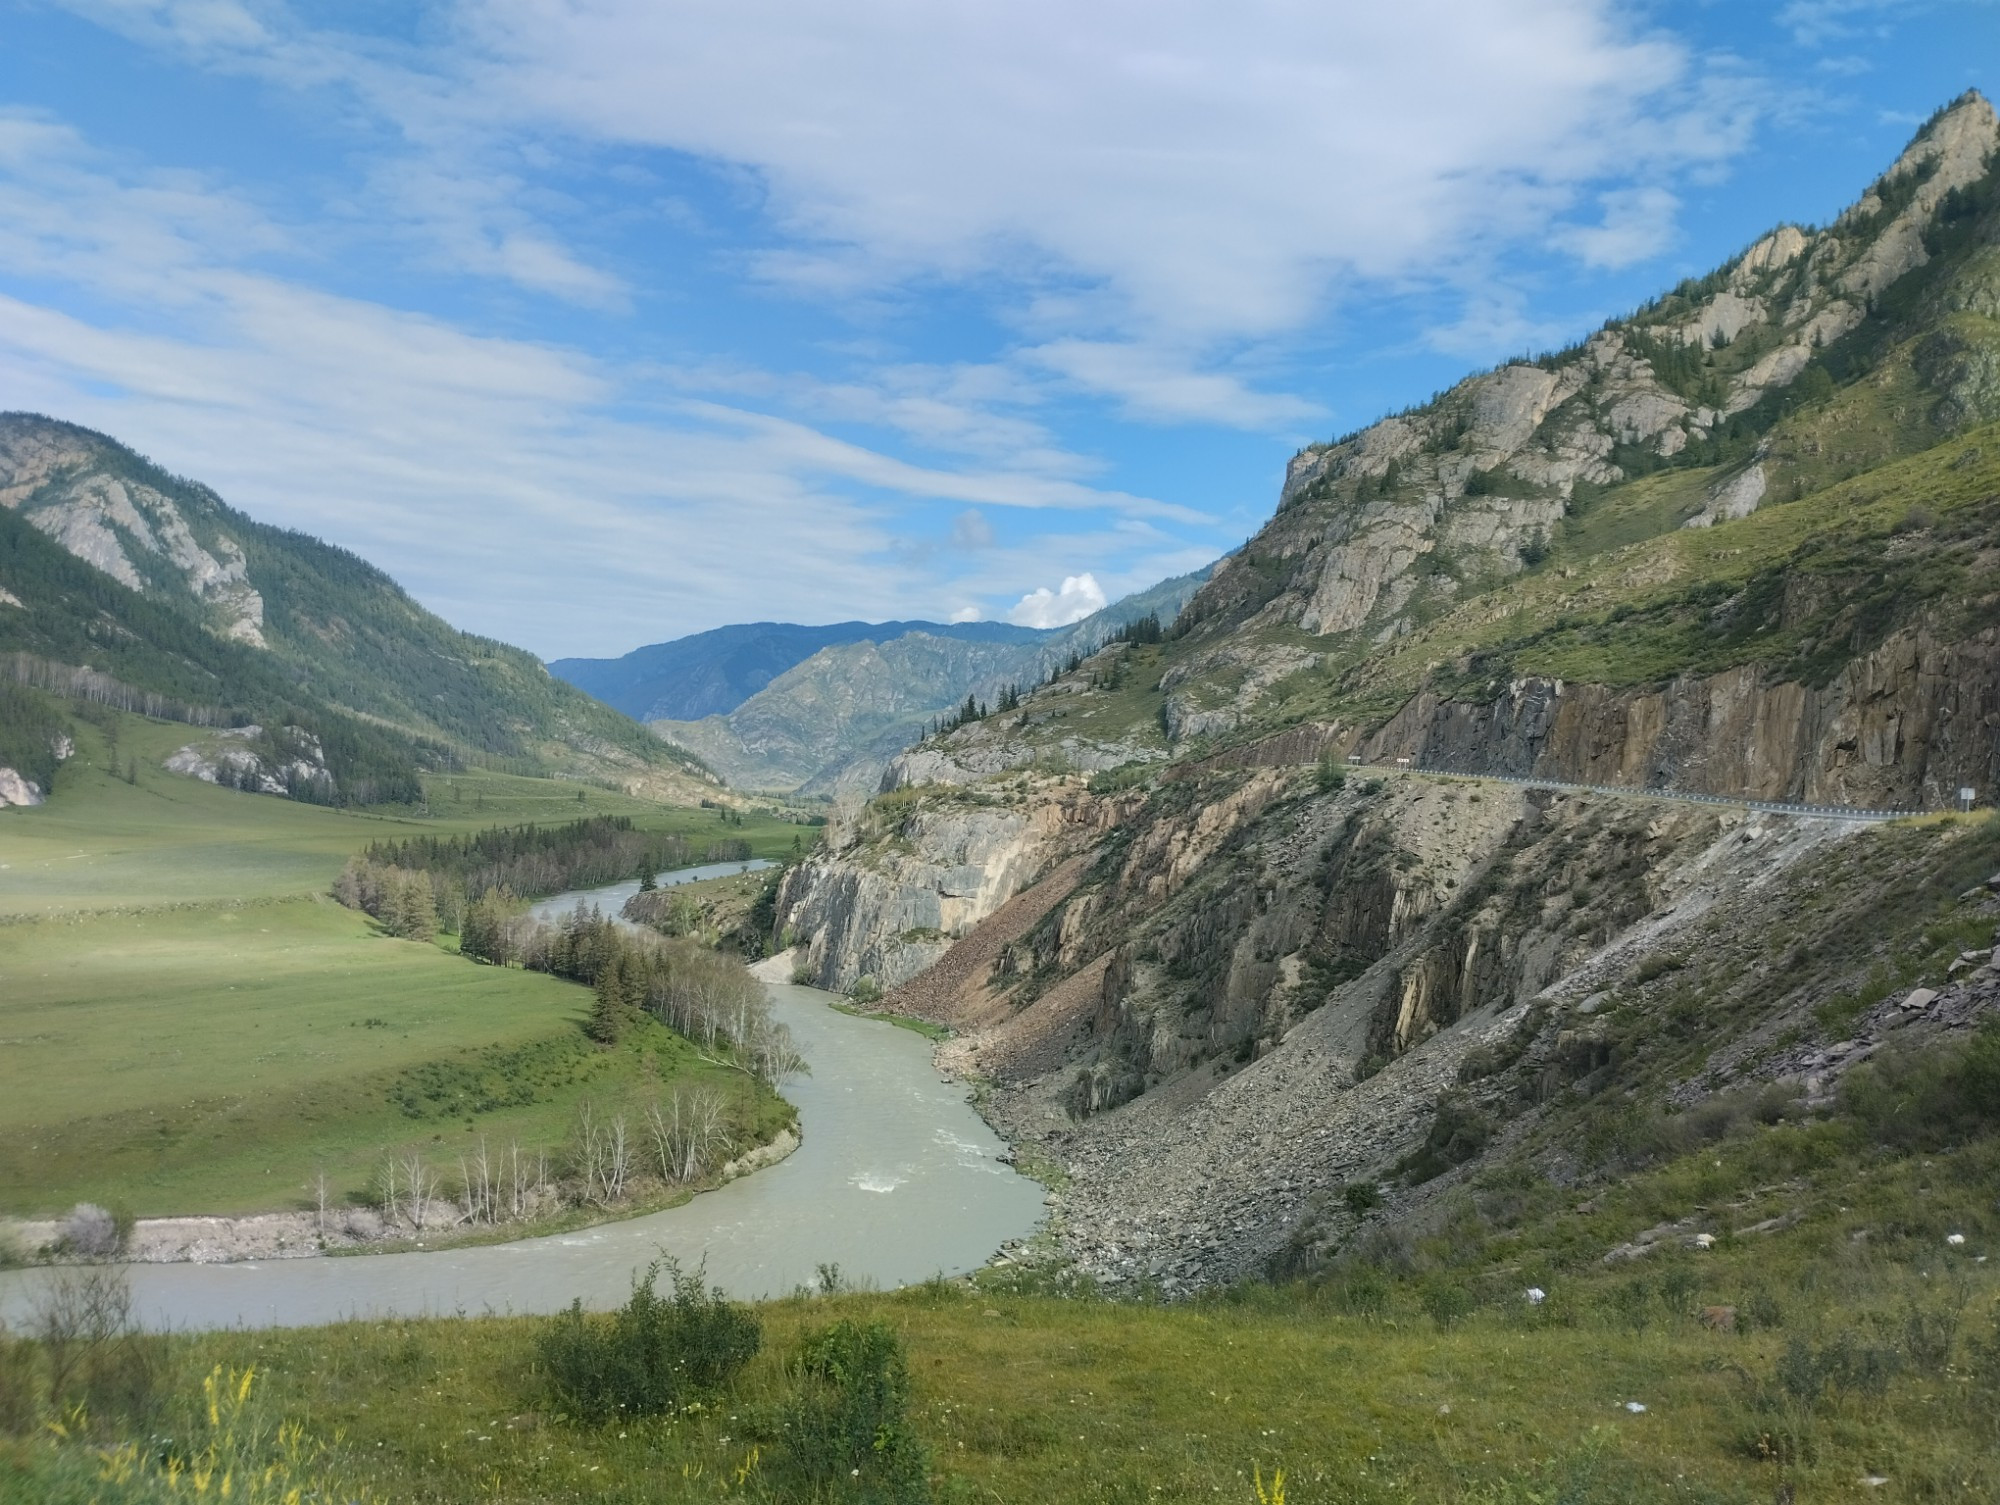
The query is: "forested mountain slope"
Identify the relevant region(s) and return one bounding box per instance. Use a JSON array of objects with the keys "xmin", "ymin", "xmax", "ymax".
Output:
[
  {"xmin": 0, "ymin": 414, "xmax": 712, "ymax": 806},
  {"xmin": 773, "ymin": 93, "xmax": 2000, "ymax": 1292}
]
